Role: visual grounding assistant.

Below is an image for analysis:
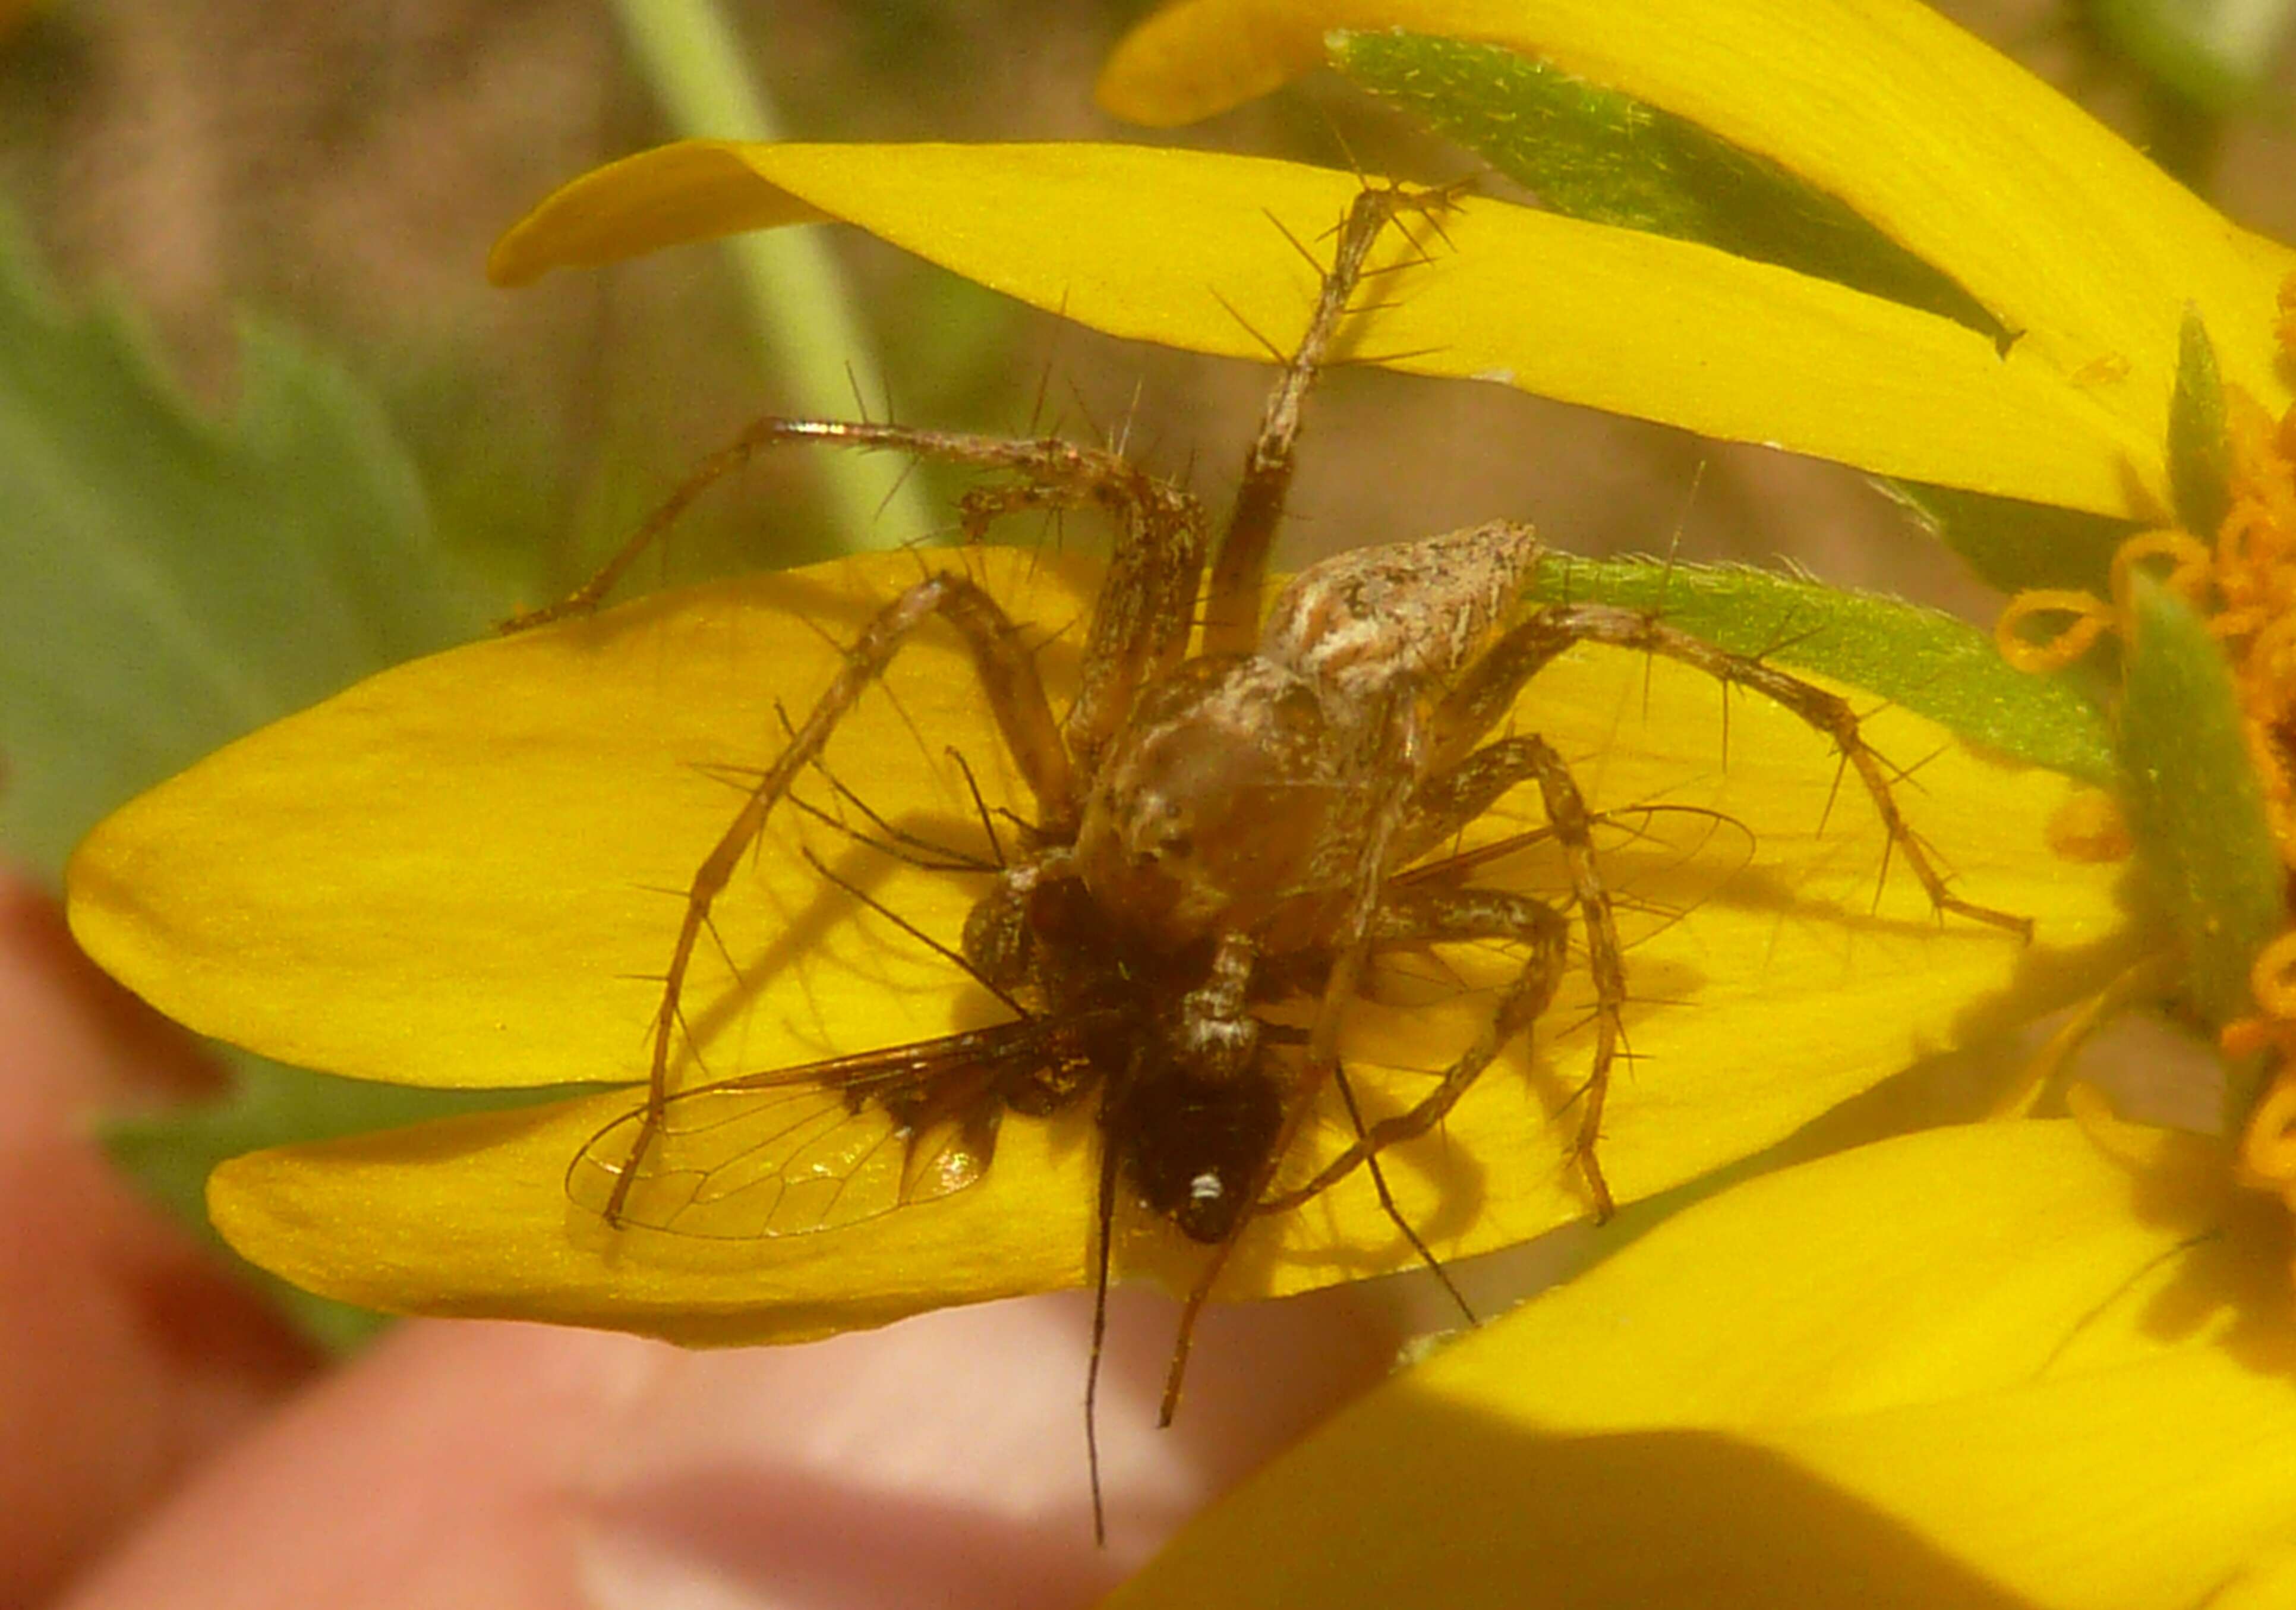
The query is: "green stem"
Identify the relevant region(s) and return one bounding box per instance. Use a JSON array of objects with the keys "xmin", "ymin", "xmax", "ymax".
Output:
[{"xmin": 607, "ymin": 0, "xmax": 933, "ymax": 552}]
